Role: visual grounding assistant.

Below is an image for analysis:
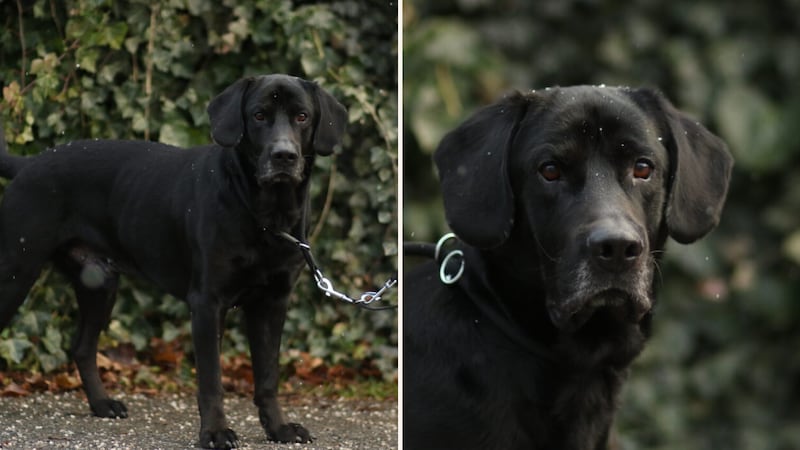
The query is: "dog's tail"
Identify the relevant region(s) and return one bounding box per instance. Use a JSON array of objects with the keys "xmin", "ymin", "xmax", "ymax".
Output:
[{"xmin": 0, "ymin": 124, "xmax": 27, "ymax": 179}]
